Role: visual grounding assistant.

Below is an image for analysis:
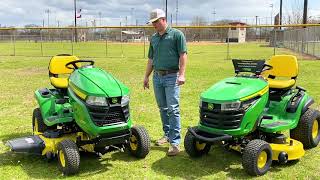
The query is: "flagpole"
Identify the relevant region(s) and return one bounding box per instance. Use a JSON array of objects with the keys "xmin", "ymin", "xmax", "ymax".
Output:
[{"xmin": 74, "ymin": 0, "xmax": 77, "ymax": 42}]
